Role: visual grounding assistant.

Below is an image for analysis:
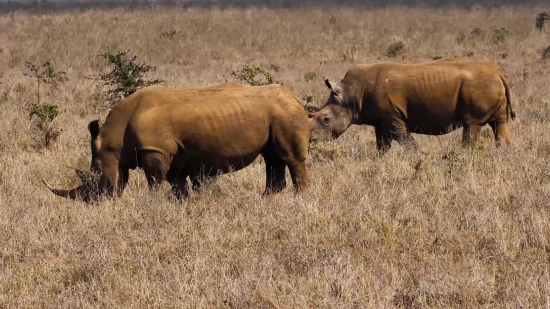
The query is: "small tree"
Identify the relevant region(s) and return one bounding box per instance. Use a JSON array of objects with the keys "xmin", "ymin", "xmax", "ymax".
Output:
[
  {"xmin": 29, "ymin": 103, "xmax": 62, "ymax": 148},
  {"xmin": 23, "ymin": 60, "xmax": 67, "ymax": 149},
  {"xmin": 95, "ymin": 50, "xmax": 164, "ymax": 107},
  {"xmin": 23, "ymin": 60, "xmax": 68, "ymax": 106}
]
